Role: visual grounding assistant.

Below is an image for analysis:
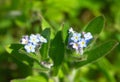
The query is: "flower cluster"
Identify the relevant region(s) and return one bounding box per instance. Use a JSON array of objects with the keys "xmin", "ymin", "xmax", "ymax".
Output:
[
  {"xmin": 20, "ymin": 34, "xmax": 47, "ymax": 53},
  {"xmin": 68, "ymin": 28, "xmax": 93, "ymax": 55}
]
